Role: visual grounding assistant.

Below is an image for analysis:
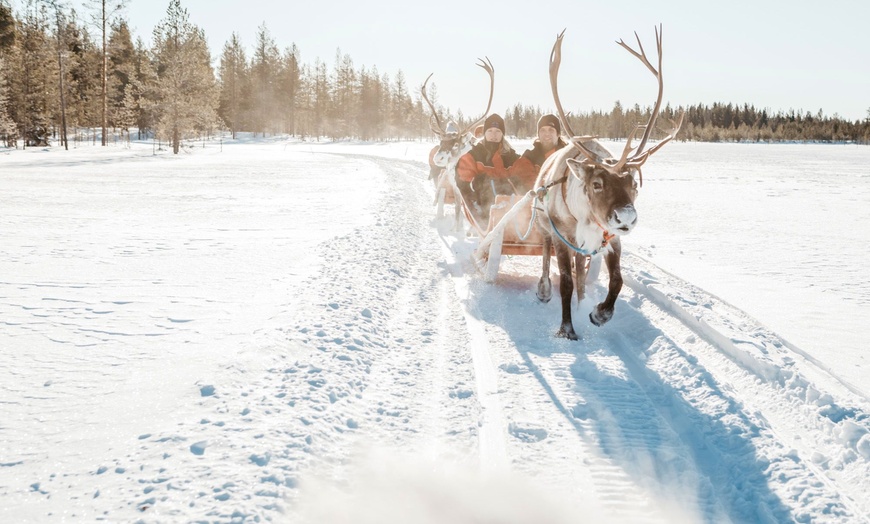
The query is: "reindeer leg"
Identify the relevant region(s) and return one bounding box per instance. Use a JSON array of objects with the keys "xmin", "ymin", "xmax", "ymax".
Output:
[
  {"xmin": 590, "ymin": 238, "xmax": 623, "ymax": 327},
  {"xmin": 537, "ymin": 235, "xmax": 553, "ymax": 302},
  {"xmin": 554, "ymin": 244, "xmax": 578, "ymax": 340},
  {"xmin": 574, "ymin": 253, "xmax": 587, "ymax": 304},
  {"xmin": 452, "ymin": 183, "xmax": 464, "ymax": 232},
  {"xmin": 453, "ymin": 198, "xmax": 463, "ymax": 231}
]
